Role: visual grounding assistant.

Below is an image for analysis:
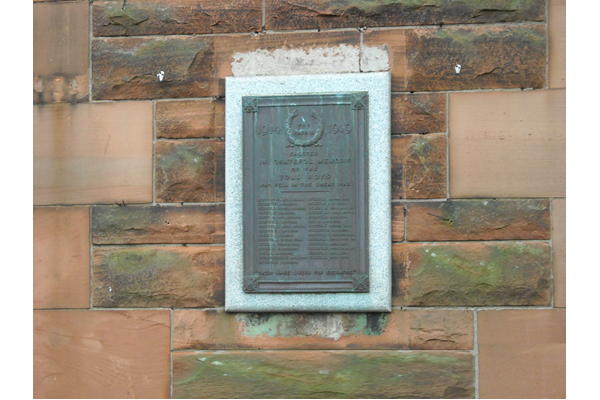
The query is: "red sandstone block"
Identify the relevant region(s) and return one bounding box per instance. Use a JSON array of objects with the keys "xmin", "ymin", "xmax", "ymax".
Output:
[
  {"xmin": 34, "ymin": 310, "xmax": 170, "ymax": 398},
  {"xmin": 156, "ymin": 99, "xmax": 225, "ymax": 139},
  {"xmin": 392, "ymin": 93, "xmax": 446, "ymax": 134}
]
